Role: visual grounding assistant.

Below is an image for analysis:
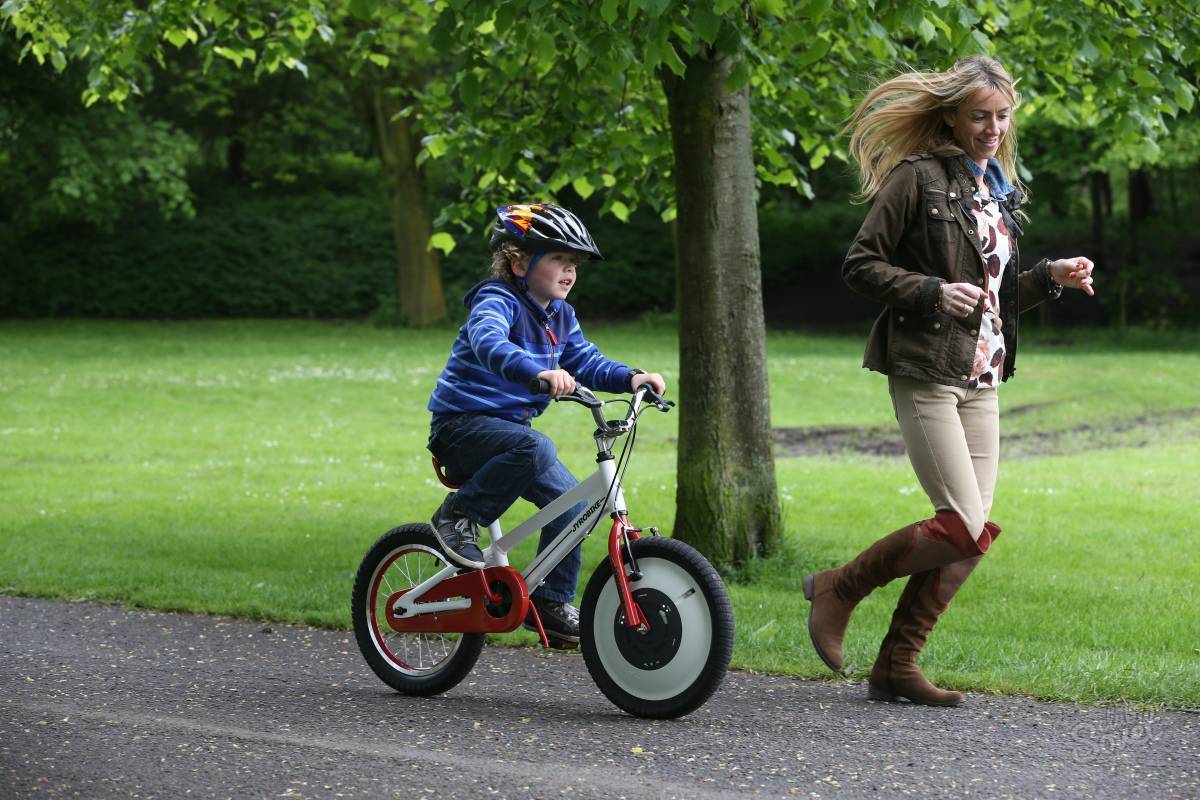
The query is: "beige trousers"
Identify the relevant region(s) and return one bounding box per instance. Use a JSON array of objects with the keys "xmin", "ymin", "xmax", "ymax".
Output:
[{"xmin": 888, "ymin": 376, "xmax": 1000, "ymax": 541}]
